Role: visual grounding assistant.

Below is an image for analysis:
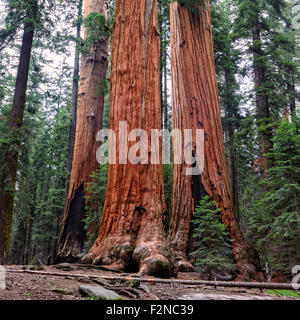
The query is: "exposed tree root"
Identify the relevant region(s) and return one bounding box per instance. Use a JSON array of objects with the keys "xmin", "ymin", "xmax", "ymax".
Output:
[
  {"xmin": 82, "ymin": 238, "xmax": 177, "ymax": 278},
  {"xmin": 133, "ymin": 241, "xmax": 177, "ymax": 278},
  {"xmin": 81, "ymin": 236, "xmax": 133, "ymax": 267},
  {"xmin": 234, "ymin": 245, "xmax": 263, "ymax": 282}
]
